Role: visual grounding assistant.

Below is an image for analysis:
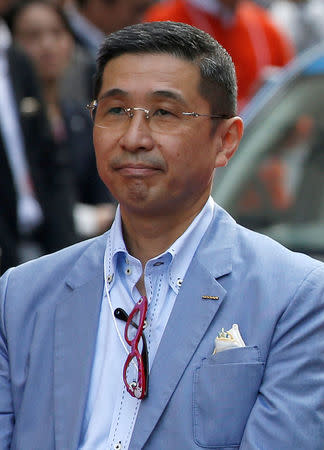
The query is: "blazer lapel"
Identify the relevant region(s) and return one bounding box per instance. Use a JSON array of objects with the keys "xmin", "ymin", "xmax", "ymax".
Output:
[
  {"xmin": 130, "ymin": 205, "xmax": 235, "ymax": 449},
  {"xmin": 53, "ymin": 235, "xmax": 106, "ymax": 450}
]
